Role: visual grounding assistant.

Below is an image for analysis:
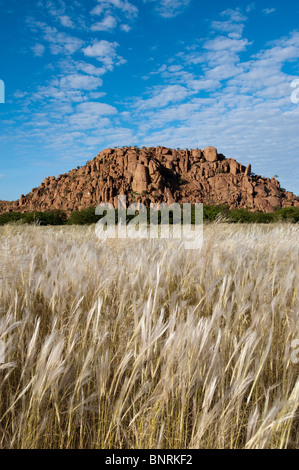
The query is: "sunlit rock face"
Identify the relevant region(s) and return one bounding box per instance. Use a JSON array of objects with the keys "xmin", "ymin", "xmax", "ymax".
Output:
[{"xmin": 1, "ymin": 146, "xmax": 298, "ymax": 214}]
